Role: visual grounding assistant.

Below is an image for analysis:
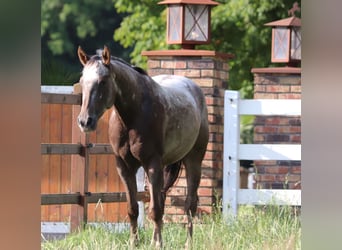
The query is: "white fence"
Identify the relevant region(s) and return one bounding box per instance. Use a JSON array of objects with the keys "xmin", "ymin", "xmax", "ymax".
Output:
[{"xmin": 222, "ymin": 90, "xmax": 301, "ymax": 218}]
